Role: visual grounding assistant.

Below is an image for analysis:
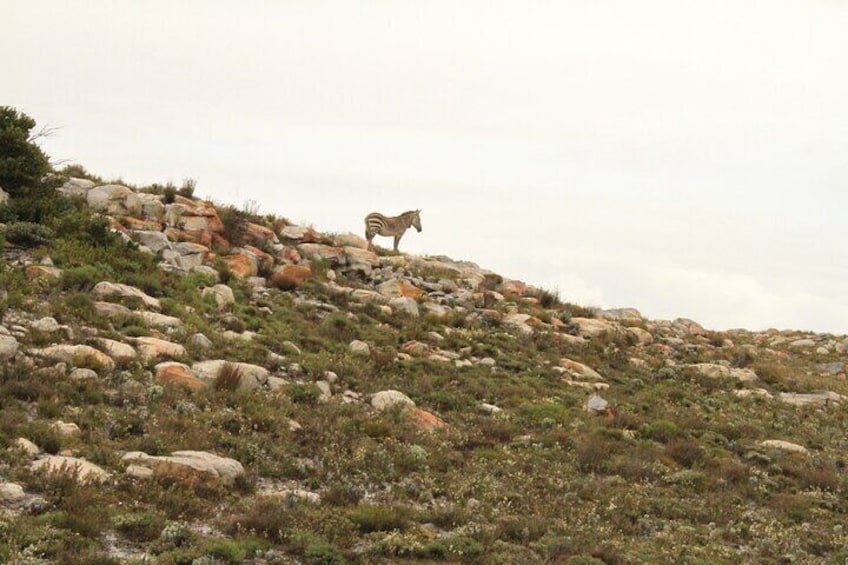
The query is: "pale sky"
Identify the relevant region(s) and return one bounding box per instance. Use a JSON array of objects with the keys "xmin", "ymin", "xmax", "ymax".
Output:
[{"xmin": 3, "ymin": 1, "xmax": 847, "ymax": 334}]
